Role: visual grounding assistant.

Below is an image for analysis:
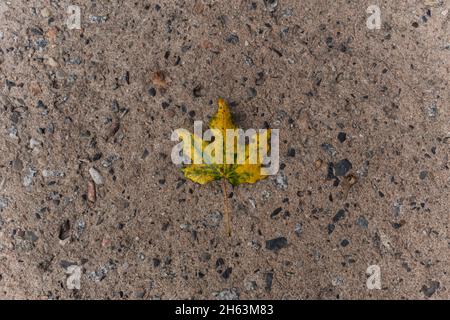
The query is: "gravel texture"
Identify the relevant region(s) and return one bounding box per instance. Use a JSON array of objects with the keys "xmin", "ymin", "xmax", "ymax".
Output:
[{"xmin": 0, "ymin": 0, "xmax": 449, "ymax": 299}]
